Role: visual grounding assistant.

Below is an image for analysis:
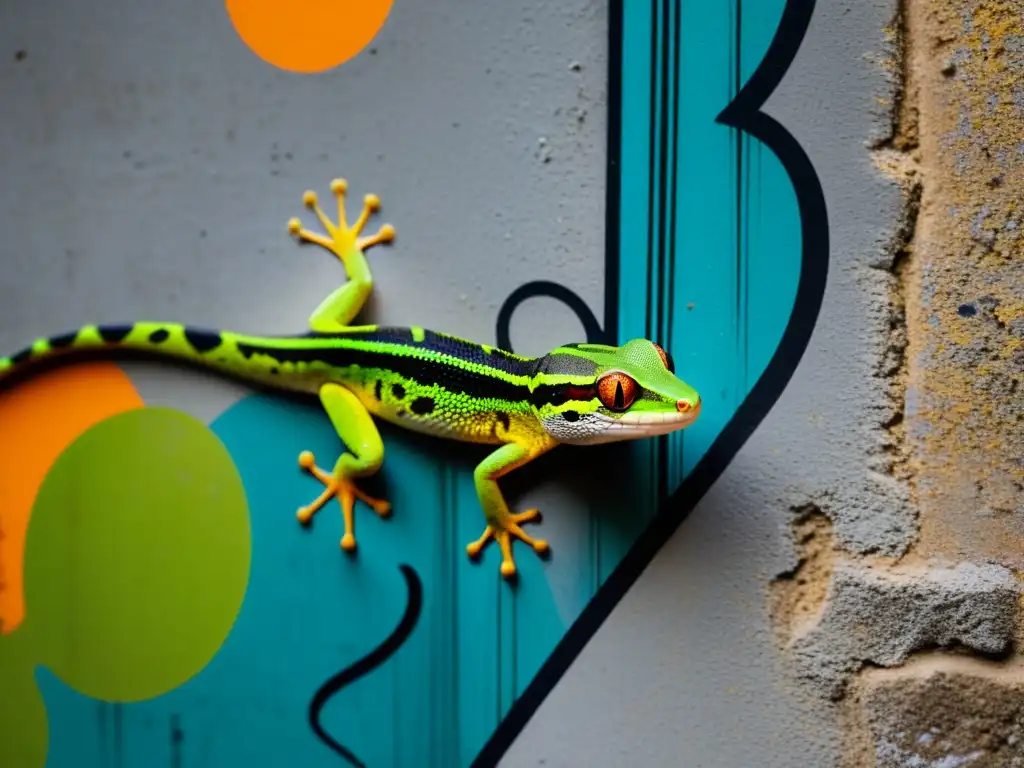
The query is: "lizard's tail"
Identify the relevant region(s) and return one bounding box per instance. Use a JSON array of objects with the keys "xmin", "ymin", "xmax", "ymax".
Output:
[{"xmin": 0, "ymin": 321, "xmax": 312, "ymax": 393}]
